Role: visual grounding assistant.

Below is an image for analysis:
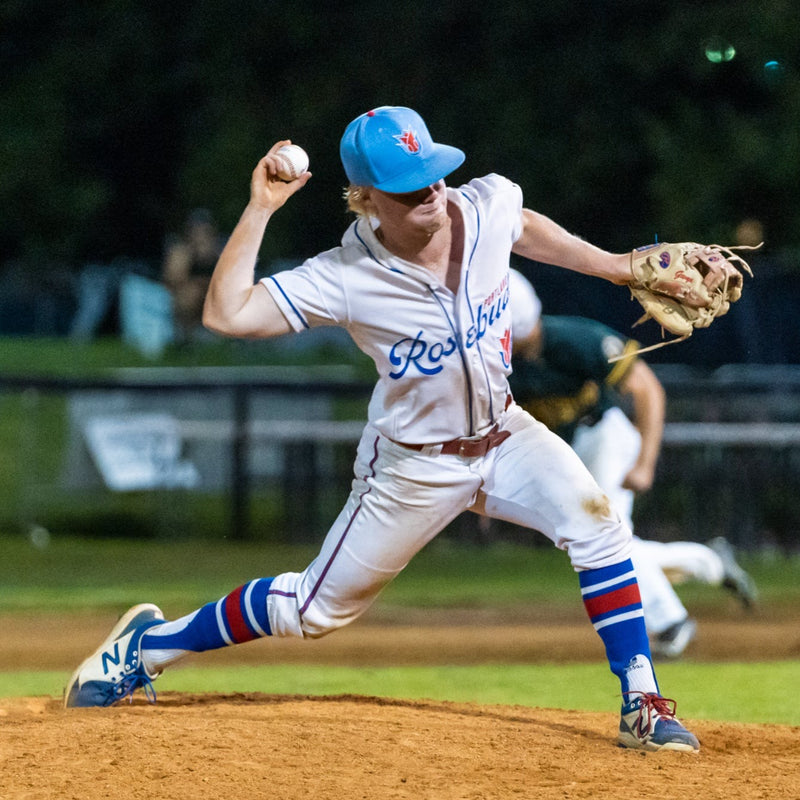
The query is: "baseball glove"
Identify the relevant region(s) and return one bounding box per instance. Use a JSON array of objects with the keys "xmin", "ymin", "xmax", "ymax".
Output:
[{"xmin": 613, "ymin": 241, "xmax": 759, "ymax": 360}]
